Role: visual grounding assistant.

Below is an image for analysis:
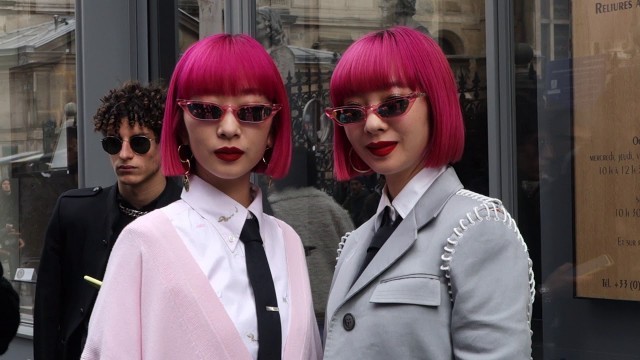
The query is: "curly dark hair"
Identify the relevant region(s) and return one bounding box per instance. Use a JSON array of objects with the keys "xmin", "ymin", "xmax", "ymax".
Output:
[{"xmin": 93, "ymin": 81, "xmax": 167, "ymax": 138}]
